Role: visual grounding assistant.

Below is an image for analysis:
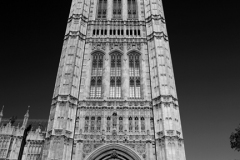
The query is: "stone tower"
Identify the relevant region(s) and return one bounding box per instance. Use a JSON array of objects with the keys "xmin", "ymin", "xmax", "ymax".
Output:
[{"xmin": 44, "ymin": 0, "xmax": 186, "ymax": 160}]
